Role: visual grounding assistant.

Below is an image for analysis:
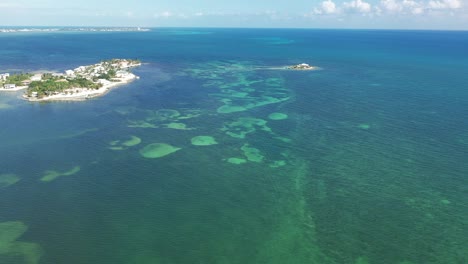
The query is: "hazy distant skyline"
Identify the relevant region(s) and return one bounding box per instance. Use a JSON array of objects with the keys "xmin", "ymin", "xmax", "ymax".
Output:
[{"xmin": 1, "ymin": 0, "xmax": 467, "ymax": 30}]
